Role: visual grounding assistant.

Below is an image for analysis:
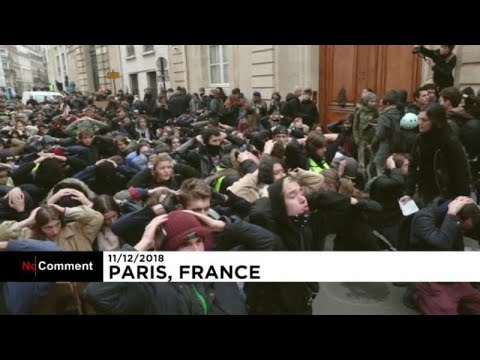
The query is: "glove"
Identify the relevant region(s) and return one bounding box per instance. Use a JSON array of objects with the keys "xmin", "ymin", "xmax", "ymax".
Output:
[
  {"xmin": 160, "ymin": 193, "xmax": 178, "ymax": 213},
  {"xmin": 211, "ymin": 190, "xmax": 227, "ymax": 206},
  {"xmin": 356, "ymin": 199, "xmax": 382, "ymax": 212}
]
